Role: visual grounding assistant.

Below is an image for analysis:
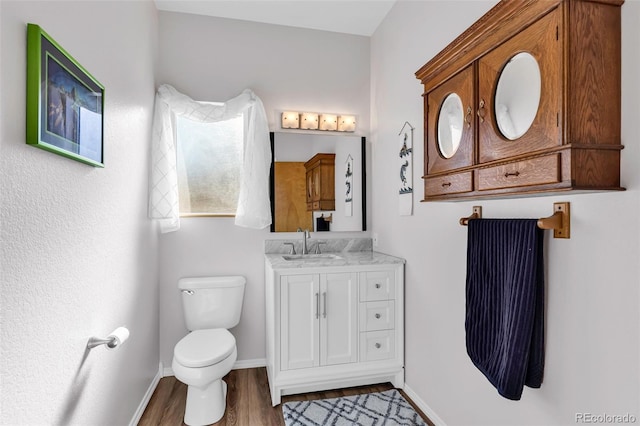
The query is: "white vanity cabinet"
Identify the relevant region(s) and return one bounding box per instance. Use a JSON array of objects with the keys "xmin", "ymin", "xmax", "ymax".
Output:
[{"xmin": 265, "ymin": 253, "xmax": 405, "ymax": 406}]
